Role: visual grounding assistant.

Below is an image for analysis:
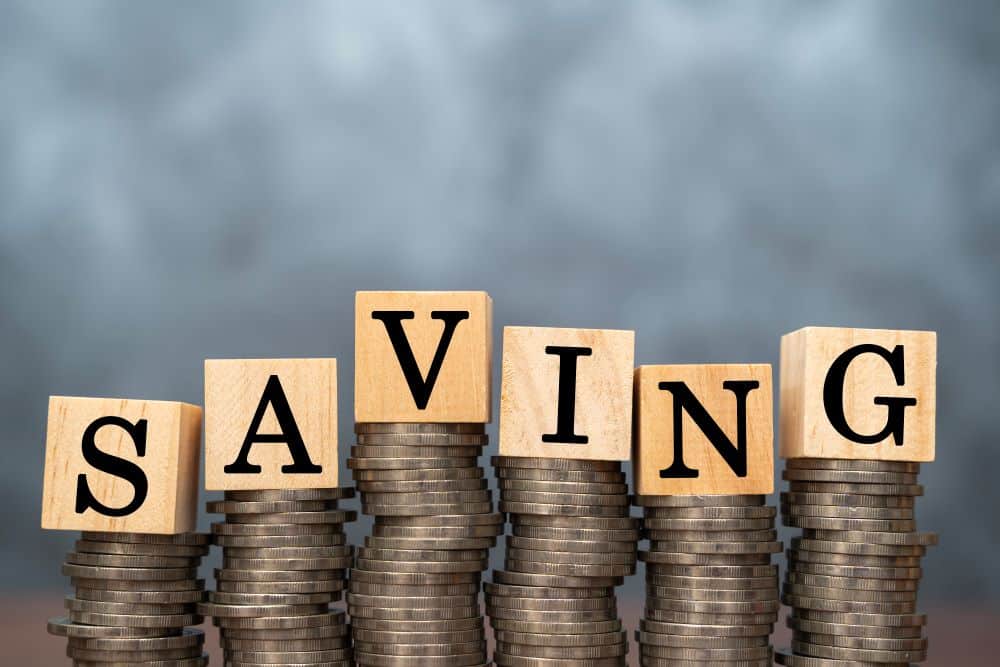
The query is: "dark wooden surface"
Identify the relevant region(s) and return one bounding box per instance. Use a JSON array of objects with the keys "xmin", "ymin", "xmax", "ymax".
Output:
[{"xmin": 8, "ymin": 594, "xmax": 996, "ymax": 666}]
